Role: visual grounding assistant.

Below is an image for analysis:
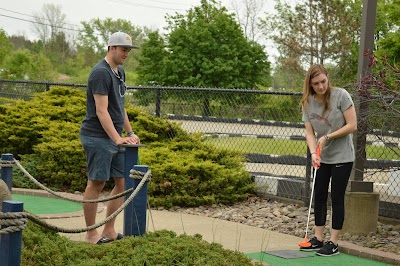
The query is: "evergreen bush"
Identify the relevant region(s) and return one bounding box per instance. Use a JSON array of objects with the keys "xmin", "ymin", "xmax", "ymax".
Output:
[
  {"xmin": 22, "ymin": 221, "xmax": 261, "ymax": 266},
  {"xmin": 0, "ymin": 87, "xmax": 254, "ymax": 206}
]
